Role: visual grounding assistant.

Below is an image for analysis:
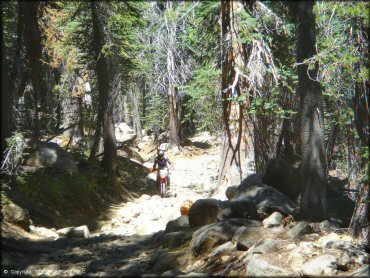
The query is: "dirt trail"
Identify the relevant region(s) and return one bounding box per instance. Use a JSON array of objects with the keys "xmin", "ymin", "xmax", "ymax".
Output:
[{"xmin": 95, "ymin": 137, "xmax": 223, "ymax": 237}]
